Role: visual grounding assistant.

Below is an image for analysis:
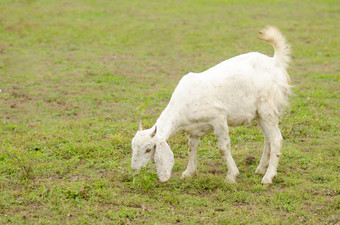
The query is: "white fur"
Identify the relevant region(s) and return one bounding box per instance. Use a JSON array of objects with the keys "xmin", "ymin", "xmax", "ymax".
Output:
[{"xmin": 131, "ymin": 26, "xmax": 291, "ymax": 185}]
